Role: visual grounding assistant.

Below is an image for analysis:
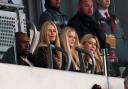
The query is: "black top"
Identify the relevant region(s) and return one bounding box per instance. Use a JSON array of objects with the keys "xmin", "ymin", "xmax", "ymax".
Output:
[
  {"xmin": 2, "ymin": 47, "xmax": 35, "ymax": 66},
  {"xmin": 39, "ymin": 9, "xmax": 68, "ymax": 32},
  {"xmin": 34, "ymin": 47, "xmax": 61, "ymax": 69},
  {"xmin": 68, "ymin": 12, "xmax": 106, "ymax": 48}
]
